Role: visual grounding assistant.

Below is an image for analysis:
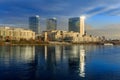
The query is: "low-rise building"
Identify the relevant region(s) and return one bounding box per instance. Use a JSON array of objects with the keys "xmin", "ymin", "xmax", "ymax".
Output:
[
  {"xmin": 41, "ymin": 30, "xmax": 101, "ymax": 43},
  {"xmin": 0, "ymin": 27, "xmax": 35, "ymax": 41}
]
